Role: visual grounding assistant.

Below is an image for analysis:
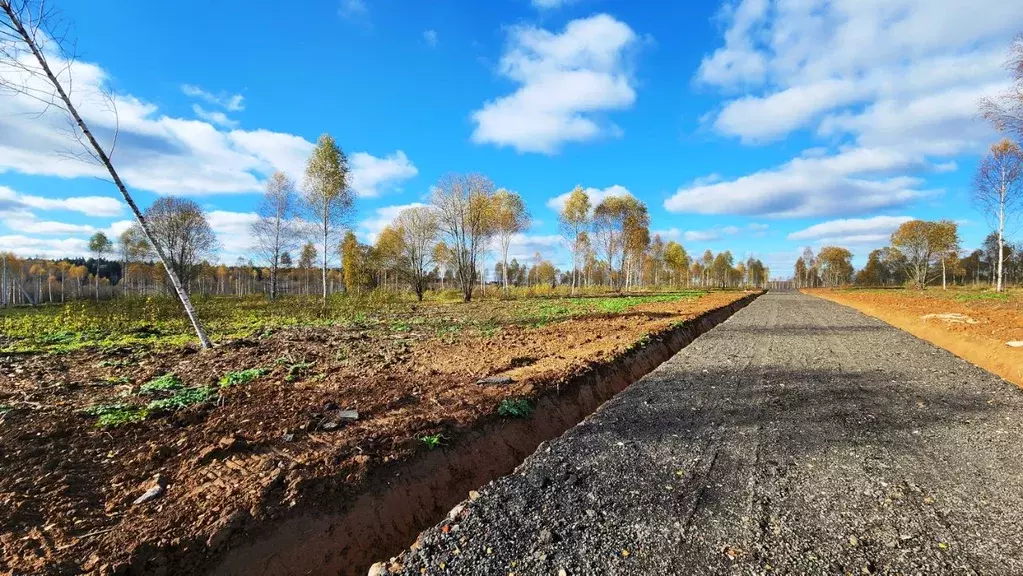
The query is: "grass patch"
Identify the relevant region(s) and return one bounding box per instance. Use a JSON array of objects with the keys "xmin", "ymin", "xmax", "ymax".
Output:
[
  {"xmin": 219, "ymin": 367, "xmax": 270, "ymax": 388},
  {"xmin": 139, "ymin": 373, "xmax": 183, "ymax": 395},
  {"xmin": 497, "ymin": 398, "xmax": 533, "ymax": 418},
  {"xmin": 145, "ymin": 386, "xmax": 217, "ymax": 413},
  {"xmin": 283, "ymin": 361, "xmax": 314, "ymax": 382},
  {"xmin": 81, "ymin": 403, "xmax": 149, "ymax": 428},
  {"xmin": 419, "ymin": 433, "xmax": 444, "ymax": 450},
  {"xmin": 1, "ymin": 289, "xmax": 711, "ymax": 353},
  {"xmin": 955, "ymin": 291, "xmax": 1011, "ymax": 302}
]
